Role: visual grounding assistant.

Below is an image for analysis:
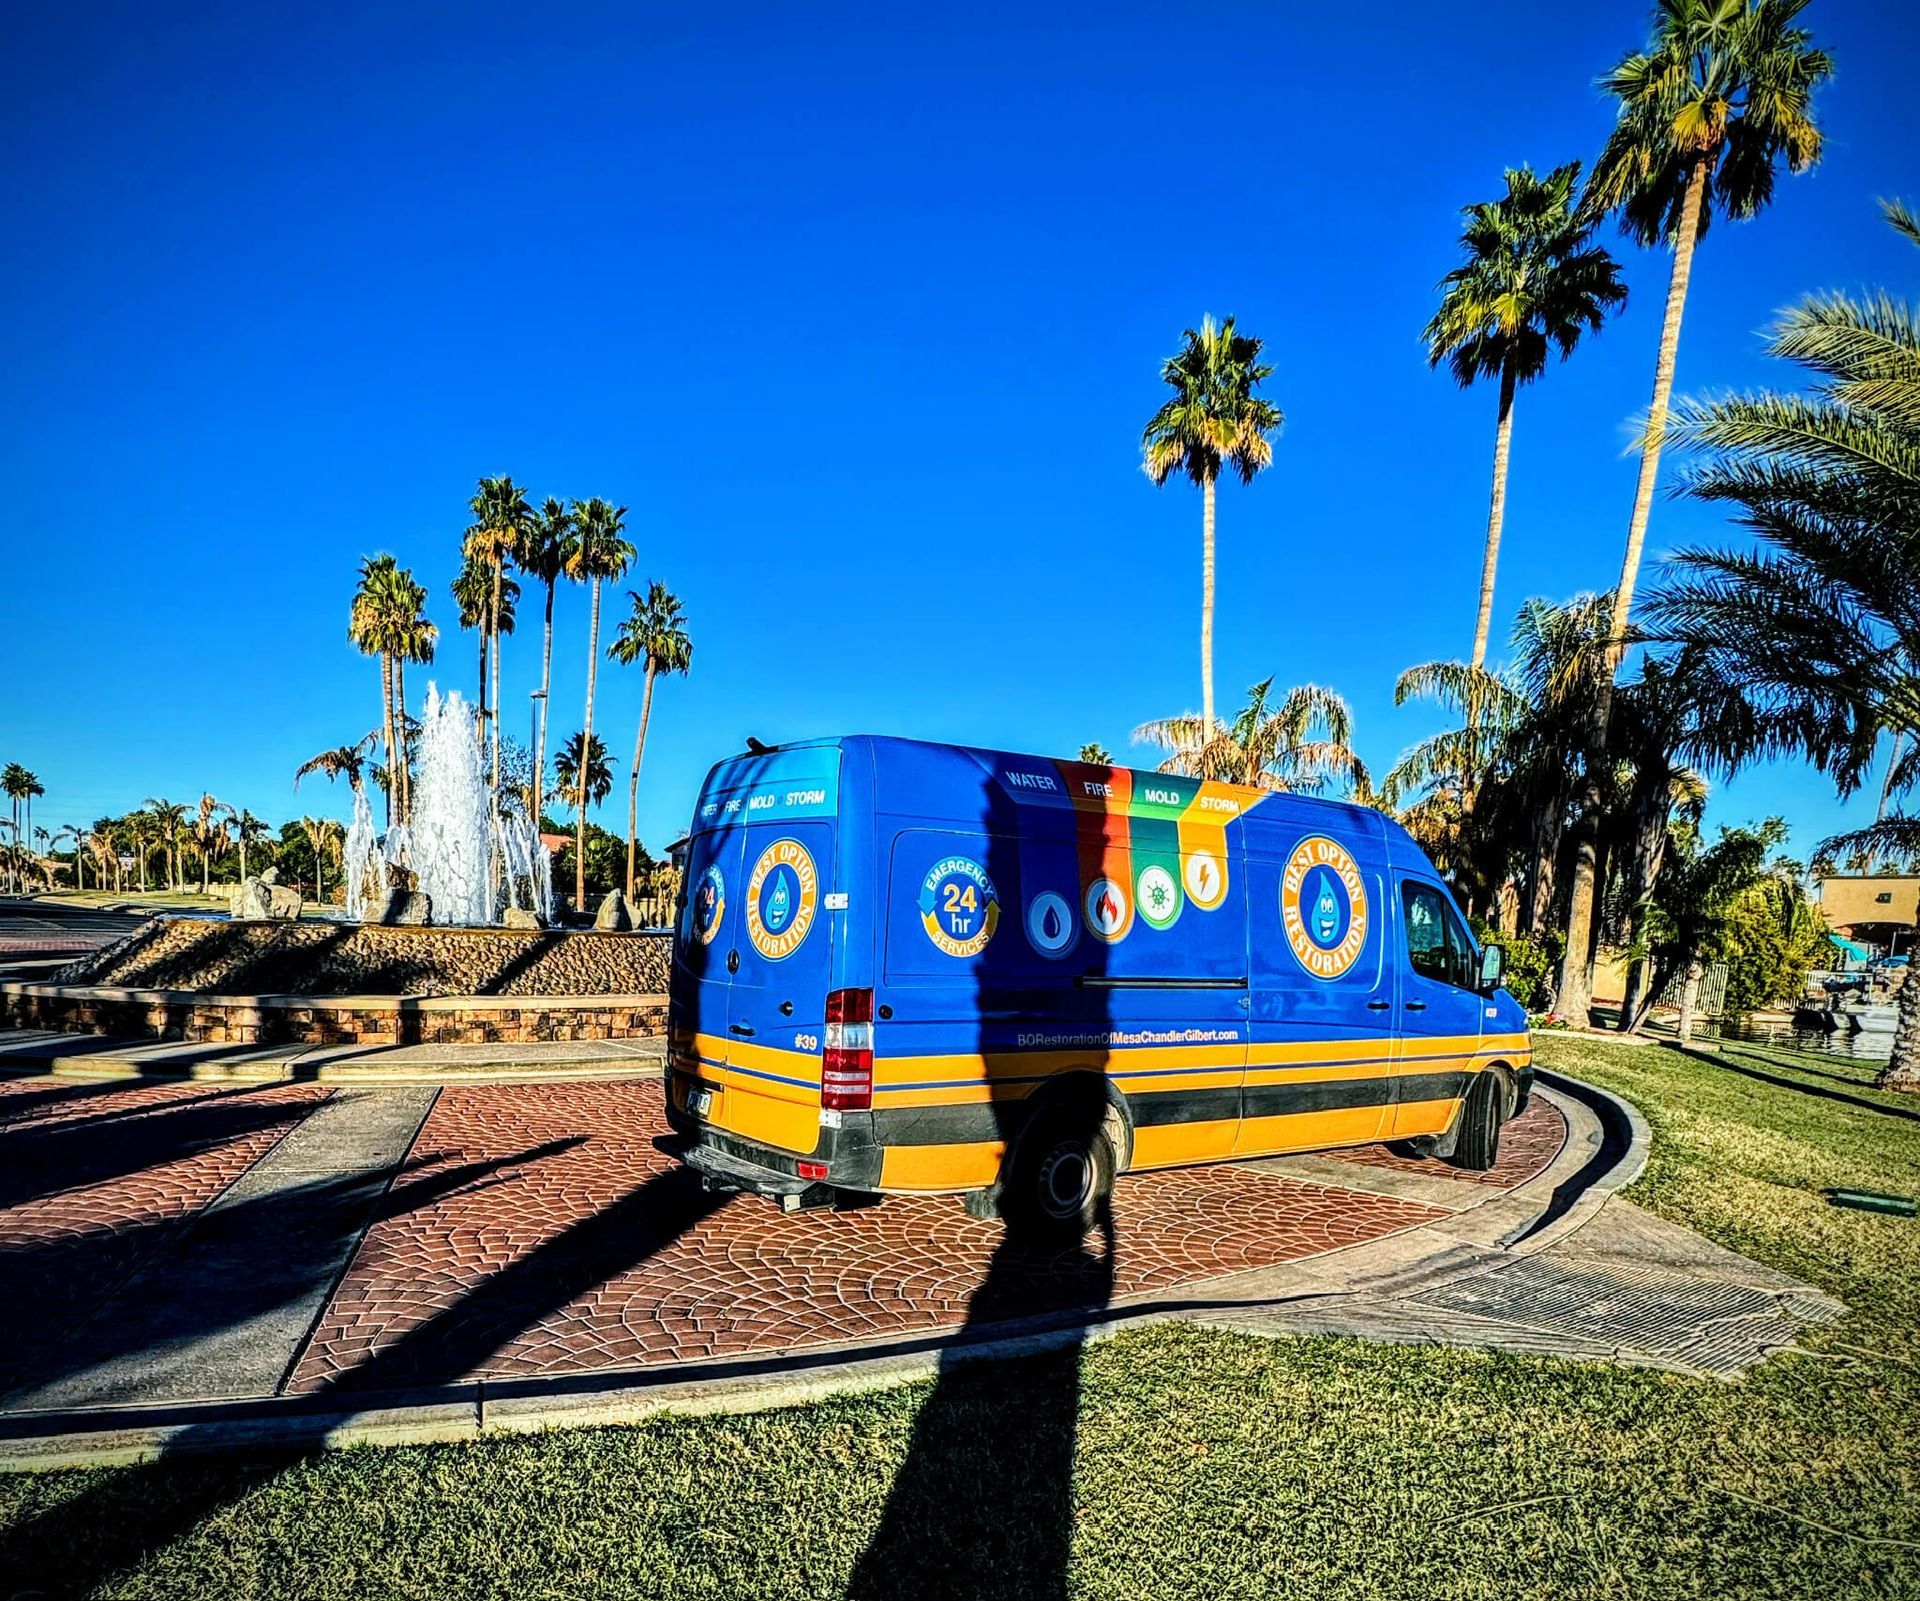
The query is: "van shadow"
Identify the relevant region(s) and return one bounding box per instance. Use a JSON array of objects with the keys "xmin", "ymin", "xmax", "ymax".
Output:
[{"xmin": 846, "ymin": 751, "xmax": 1116, "ymax": 1601}]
